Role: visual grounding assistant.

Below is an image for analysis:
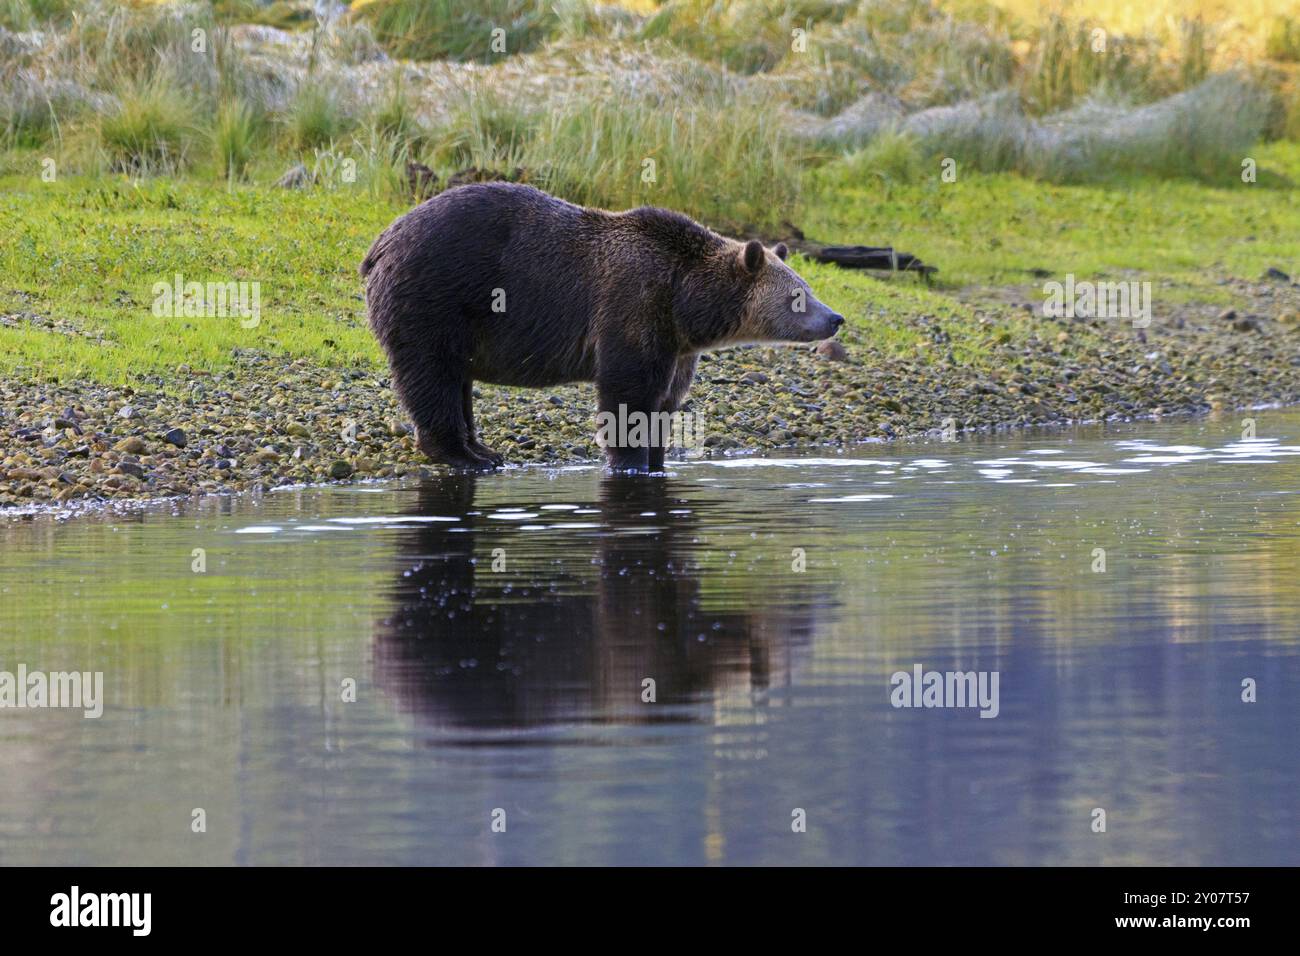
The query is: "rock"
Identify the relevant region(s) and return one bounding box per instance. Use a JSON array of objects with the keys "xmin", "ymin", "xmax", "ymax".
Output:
[
  {"xmin": 1262, "ymin": 267, "xmax": 1291, "ymax": 282},
  {"xmin": 328, "ymin": 459, "xmax": 353, "ymax": 479},
  {"xmin": 814, "ymin": 340, "xmax": 850, "ymax": 362},
  {"xmin": 406, "ymin": 162, "xmax": 438, "ymax": 200},
  {"xmin": 446, "ymin": 167, "xmax": 525, "ymax": 189},
  {"xmin": 739, "ymin": 371, "xmax": 770, "ymax": 385},
  {"xmin": 116, "ymin": 405, "xmax": 137, "ymax": 419},
  {"xmin": 1217, "ymin": 308, "xmax": 1237, "ymax": 321},
  {"xmin": 276, "ymin": 163, "xmax": 313, "ymax": 189},
  {"xmin": 162, "ymin": 427, "xmax": 187, "ymax": 448},
  {"xmin": 114, "ymin": 461, "xmax": 146, "ymax": 479},
  {"xmin": 285, "ymin": 422, "xmax": 311, "ymax": 437},
  {"xmin": 113, "ymin": 436, "xmax": 147, "ymax": 454}
]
